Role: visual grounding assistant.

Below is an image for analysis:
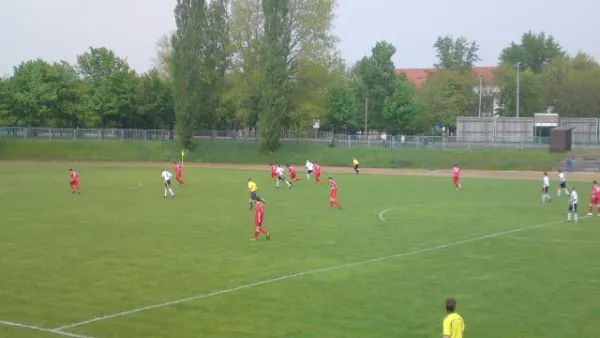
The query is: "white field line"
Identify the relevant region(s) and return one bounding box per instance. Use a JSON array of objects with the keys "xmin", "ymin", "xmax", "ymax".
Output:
[
  {"xmin": 0, "ymin": 320, "xmax": 93, "ymax": 338},
  {"xmin": 378, "ymin": 208, "xmax": 393, "ymax": 221},
  {"xmin": 52, "ymin": 217, "xmax": 579, "ymax": 332},
  {"xmin": 502, "ymin": 236, "xmax": 600, "ymax": 244}
]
